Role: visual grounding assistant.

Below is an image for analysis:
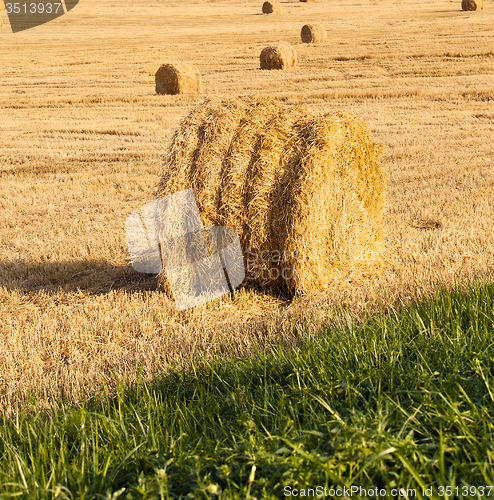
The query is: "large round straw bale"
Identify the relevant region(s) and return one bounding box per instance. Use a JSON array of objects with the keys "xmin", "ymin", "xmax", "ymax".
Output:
[
  {"xmin": 461, "ymin": 0, "xmax": 483, "ymax": 9},
  {"xmin": 157, "ymin": 96, "xmax": 385, "ymax": 296},
  {"xmin": 262, "ymin": 0, "xmax": 282, "ymax": 13},
  {"xmin": 260, "ymin": 42, "xmax": 297, "ymax": 70},
  {"xmin": 301, "ymin": 24, "xmax": 327, "ymax": 43},
  {"xmin": 155, "ymin": 63, "xmax": 201, "ymax": 95}
]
